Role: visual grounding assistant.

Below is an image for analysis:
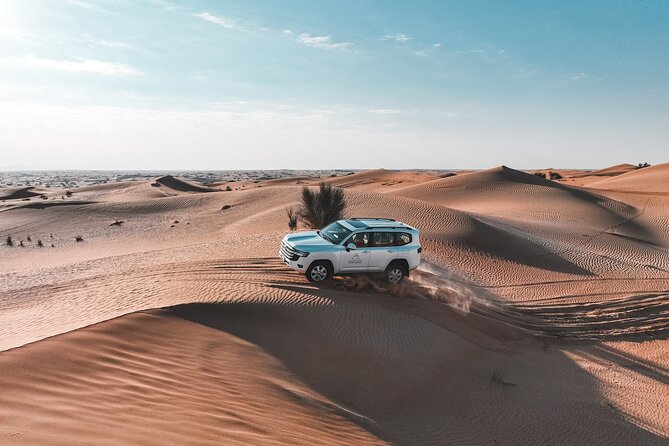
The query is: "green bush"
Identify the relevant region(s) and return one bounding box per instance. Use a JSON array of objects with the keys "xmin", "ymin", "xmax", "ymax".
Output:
[{"xmin": 297, "ymin": 182, "xmax": 346, "ymax": 229}]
